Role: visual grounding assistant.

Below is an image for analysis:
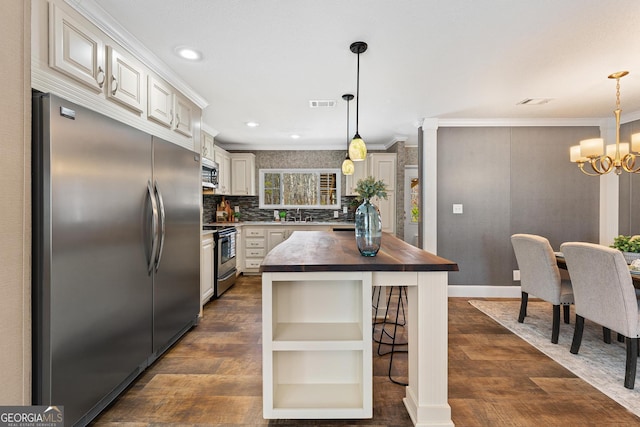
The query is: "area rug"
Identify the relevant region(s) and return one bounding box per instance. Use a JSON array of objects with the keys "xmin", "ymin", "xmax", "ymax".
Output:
[{"xmin": 469, "ymin": 299, "xmax": 640, "ymax": 418}]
